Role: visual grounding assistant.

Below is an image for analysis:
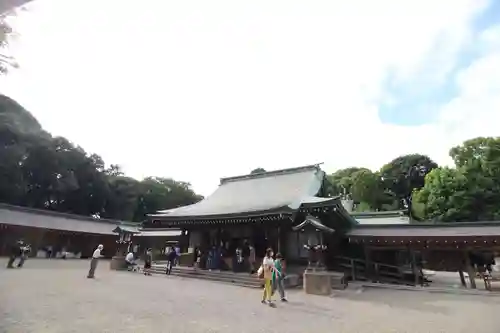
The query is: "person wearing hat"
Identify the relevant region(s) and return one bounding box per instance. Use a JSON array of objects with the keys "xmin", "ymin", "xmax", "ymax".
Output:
[{"xmin": 87, "ymin": 244, "xmax": 103, "ymax": 278}]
